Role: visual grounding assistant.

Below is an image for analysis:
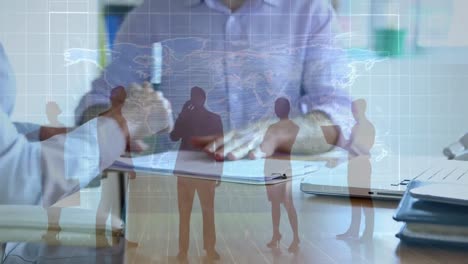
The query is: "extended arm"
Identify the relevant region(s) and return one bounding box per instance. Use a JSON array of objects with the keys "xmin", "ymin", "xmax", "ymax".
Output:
[
  {"xmin": 0, "ymin": 110, "xmax": 126, "ymax": 207},
  {"xmin": 191, "ymin": 2, "xmax": 351, "ymax": 160}
]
